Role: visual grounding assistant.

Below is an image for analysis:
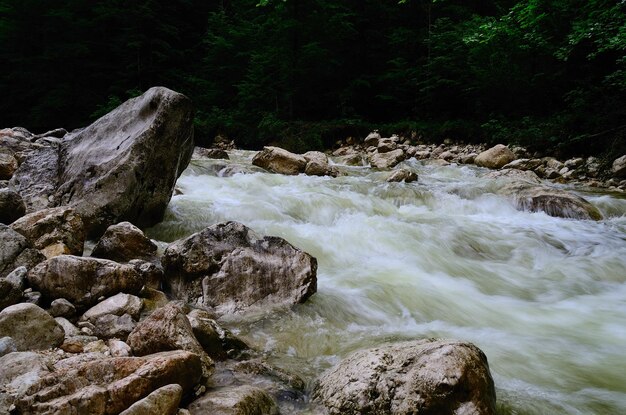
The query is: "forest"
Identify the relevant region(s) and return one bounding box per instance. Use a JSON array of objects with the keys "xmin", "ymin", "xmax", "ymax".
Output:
[{"xmin": 1, "ymin": 0, "xmax": 625, "ymax": 157}]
